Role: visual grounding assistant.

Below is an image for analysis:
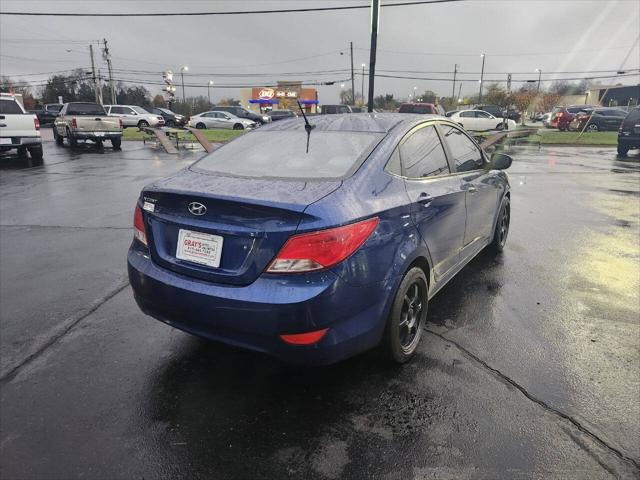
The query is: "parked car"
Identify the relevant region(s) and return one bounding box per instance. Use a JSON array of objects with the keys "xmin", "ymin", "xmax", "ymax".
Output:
[
  {"xmin": 53, "ymin": 102, "xmax": 122, "ymax": 149},
  {"xmin": 29, "ymin": 103, "xmax": 63, "ymax": 125},
  {"xmin": 350, "ymin": 106, "xmax": 364, "ymax": 113},
  {"xmin": 445, "ymin": 110, "xmax": 460, "ymax": 117},
  {"xmin": 268, "ymin": 109, "xmax": 298, "ymax": 122},
  {"xmin": 450, "ymin": 110, "xmax": 517, "ymax": 131},
  {"xmin": 542, "ymin": 112, "xmax": 552, "ymax": 127},
  {"xmin": 321, "ymin": 104, "xmax": 353, "ymax": 114},
  {"xmin": 0, "ymin": 93, "xmax": 43, "ymax": 162},
  {"xmin": 188, "ymin": 111, "xmax": 256, "ymax": 130},
  {"xmin": 104, "ymin": 105, "xmax": 164, "ymax": 128},
  {"xmin": 398, "ymin": 103, "xmax": 445, "ymax": 115},
  {"xmin": 617, "ymin": 106, "xmax": 640, "ymax": 157},
  {"xmin": 568, "ymin": 107, "xmax": 628, "ymax": 132},
  {"xmin": 212, "ymin": 106, "xmax": 271, "ymax": 125},
  {"xmin": 148, "ymin": 107, "xmax": 186, "ymax": 127},
  {"xmin": 128, "ymin": 114, "xmax": 512, "ymax": 365},
  {"xmin": 550, "ymin": 105, "xmax": 593, "ymax": 131}
]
